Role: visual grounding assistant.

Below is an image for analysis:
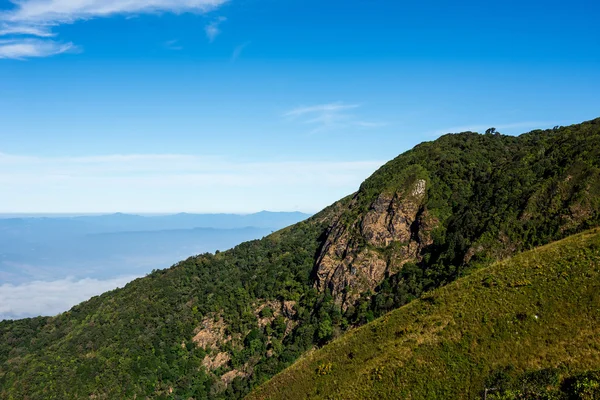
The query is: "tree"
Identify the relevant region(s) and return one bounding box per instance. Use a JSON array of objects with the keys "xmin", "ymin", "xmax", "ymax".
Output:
[{"xmin": 317, "ymin": 316, "xmax": 333, "ymax": 343}]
